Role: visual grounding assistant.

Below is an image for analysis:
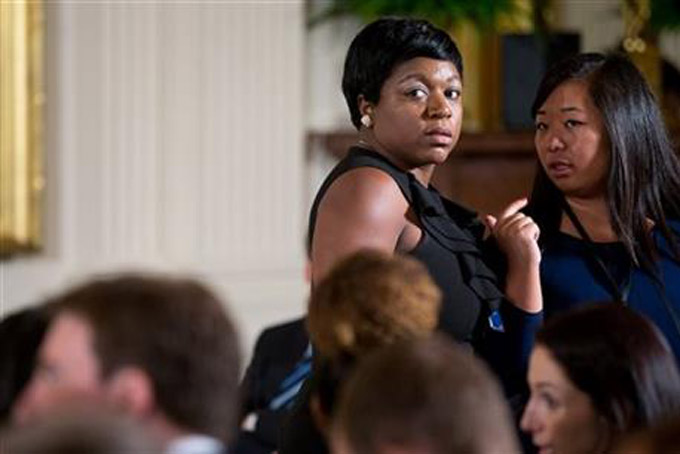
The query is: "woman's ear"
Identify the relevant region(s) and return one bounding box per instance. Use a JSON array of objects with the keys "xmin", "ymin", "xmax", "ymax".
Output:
[
  {"xmin": 106, "ymin": 367, "xmax": 155, "ymax": 417},
  {"xmin": 358, "ymin": 95, "xmax": 374, "ymax": 117},
  {"xmin": 358, "ymin": 95, "xmax": 375, "ymax": 129}
]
